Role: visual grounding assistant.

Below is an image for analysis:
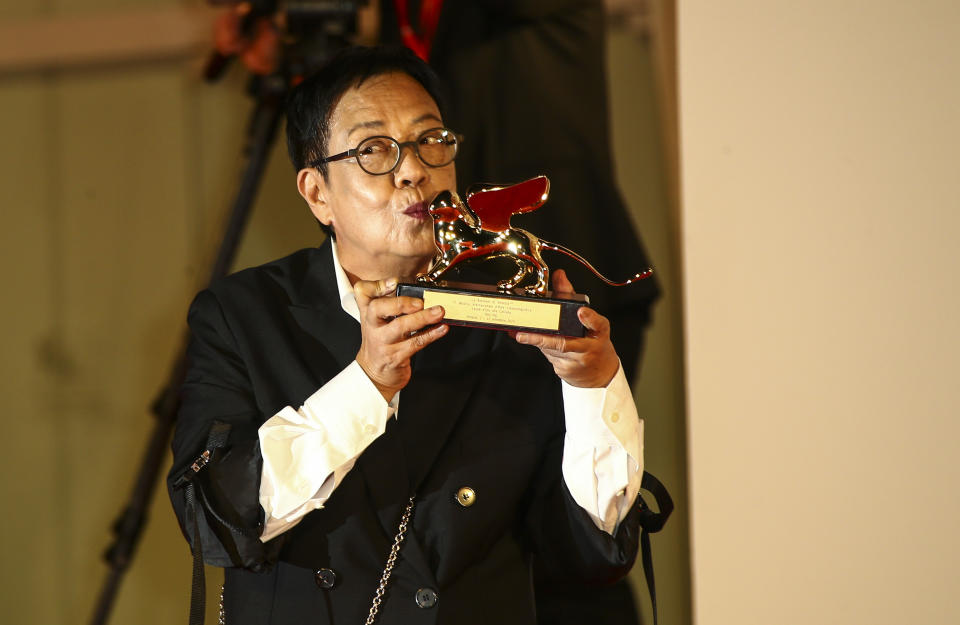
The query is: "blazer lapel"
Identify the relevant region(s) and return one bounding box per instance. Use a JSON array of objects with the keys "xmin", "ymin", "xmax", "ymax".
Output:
[
  {"xmin": 400, "ymin": 325, "xmax": 495, "ymax": 491},
  {"xmin": 287, "ymin": 305, "xmax": 359, "ymax": 374},
  {"xmin": 287, "ymin": 240, "xmax": 361, "ymax": 374}
]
